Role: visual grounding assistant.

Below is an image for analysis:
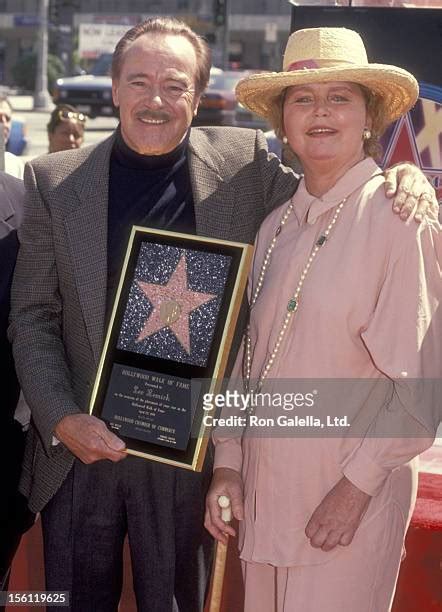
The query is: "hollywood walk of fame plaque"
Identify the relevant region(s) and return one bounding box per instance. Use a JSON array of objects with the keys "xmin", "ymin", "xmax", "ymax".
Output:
[{"xmin": 90, "ymin": 226, "xmax": 252, "ymax": 471}]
